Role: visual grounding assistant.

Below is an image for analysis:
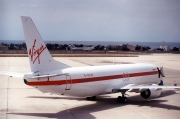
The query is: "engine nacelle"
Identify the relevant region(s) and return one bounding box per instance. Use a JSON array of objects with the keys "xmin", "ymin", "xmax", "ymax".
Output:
[{"xmin": 140, "ymin": 89, "xmax": 162, "ymax": 99}]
